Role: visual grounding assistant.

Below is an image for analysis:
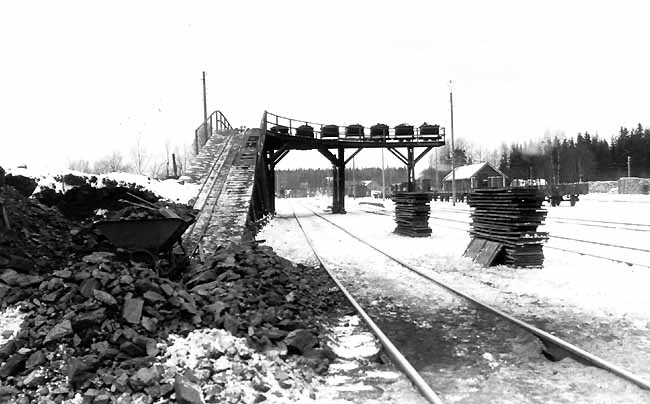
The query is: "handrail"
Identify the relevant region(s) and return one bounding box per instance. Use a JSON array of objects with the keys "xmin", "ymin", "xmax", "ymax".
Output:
[
  {"xmin": 261, "ymin": 110, "xmax": 446, "ymax": 143},
  {"xmin": 194, "ymin": 110, "xmax": 234, "ymax": 154}
]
